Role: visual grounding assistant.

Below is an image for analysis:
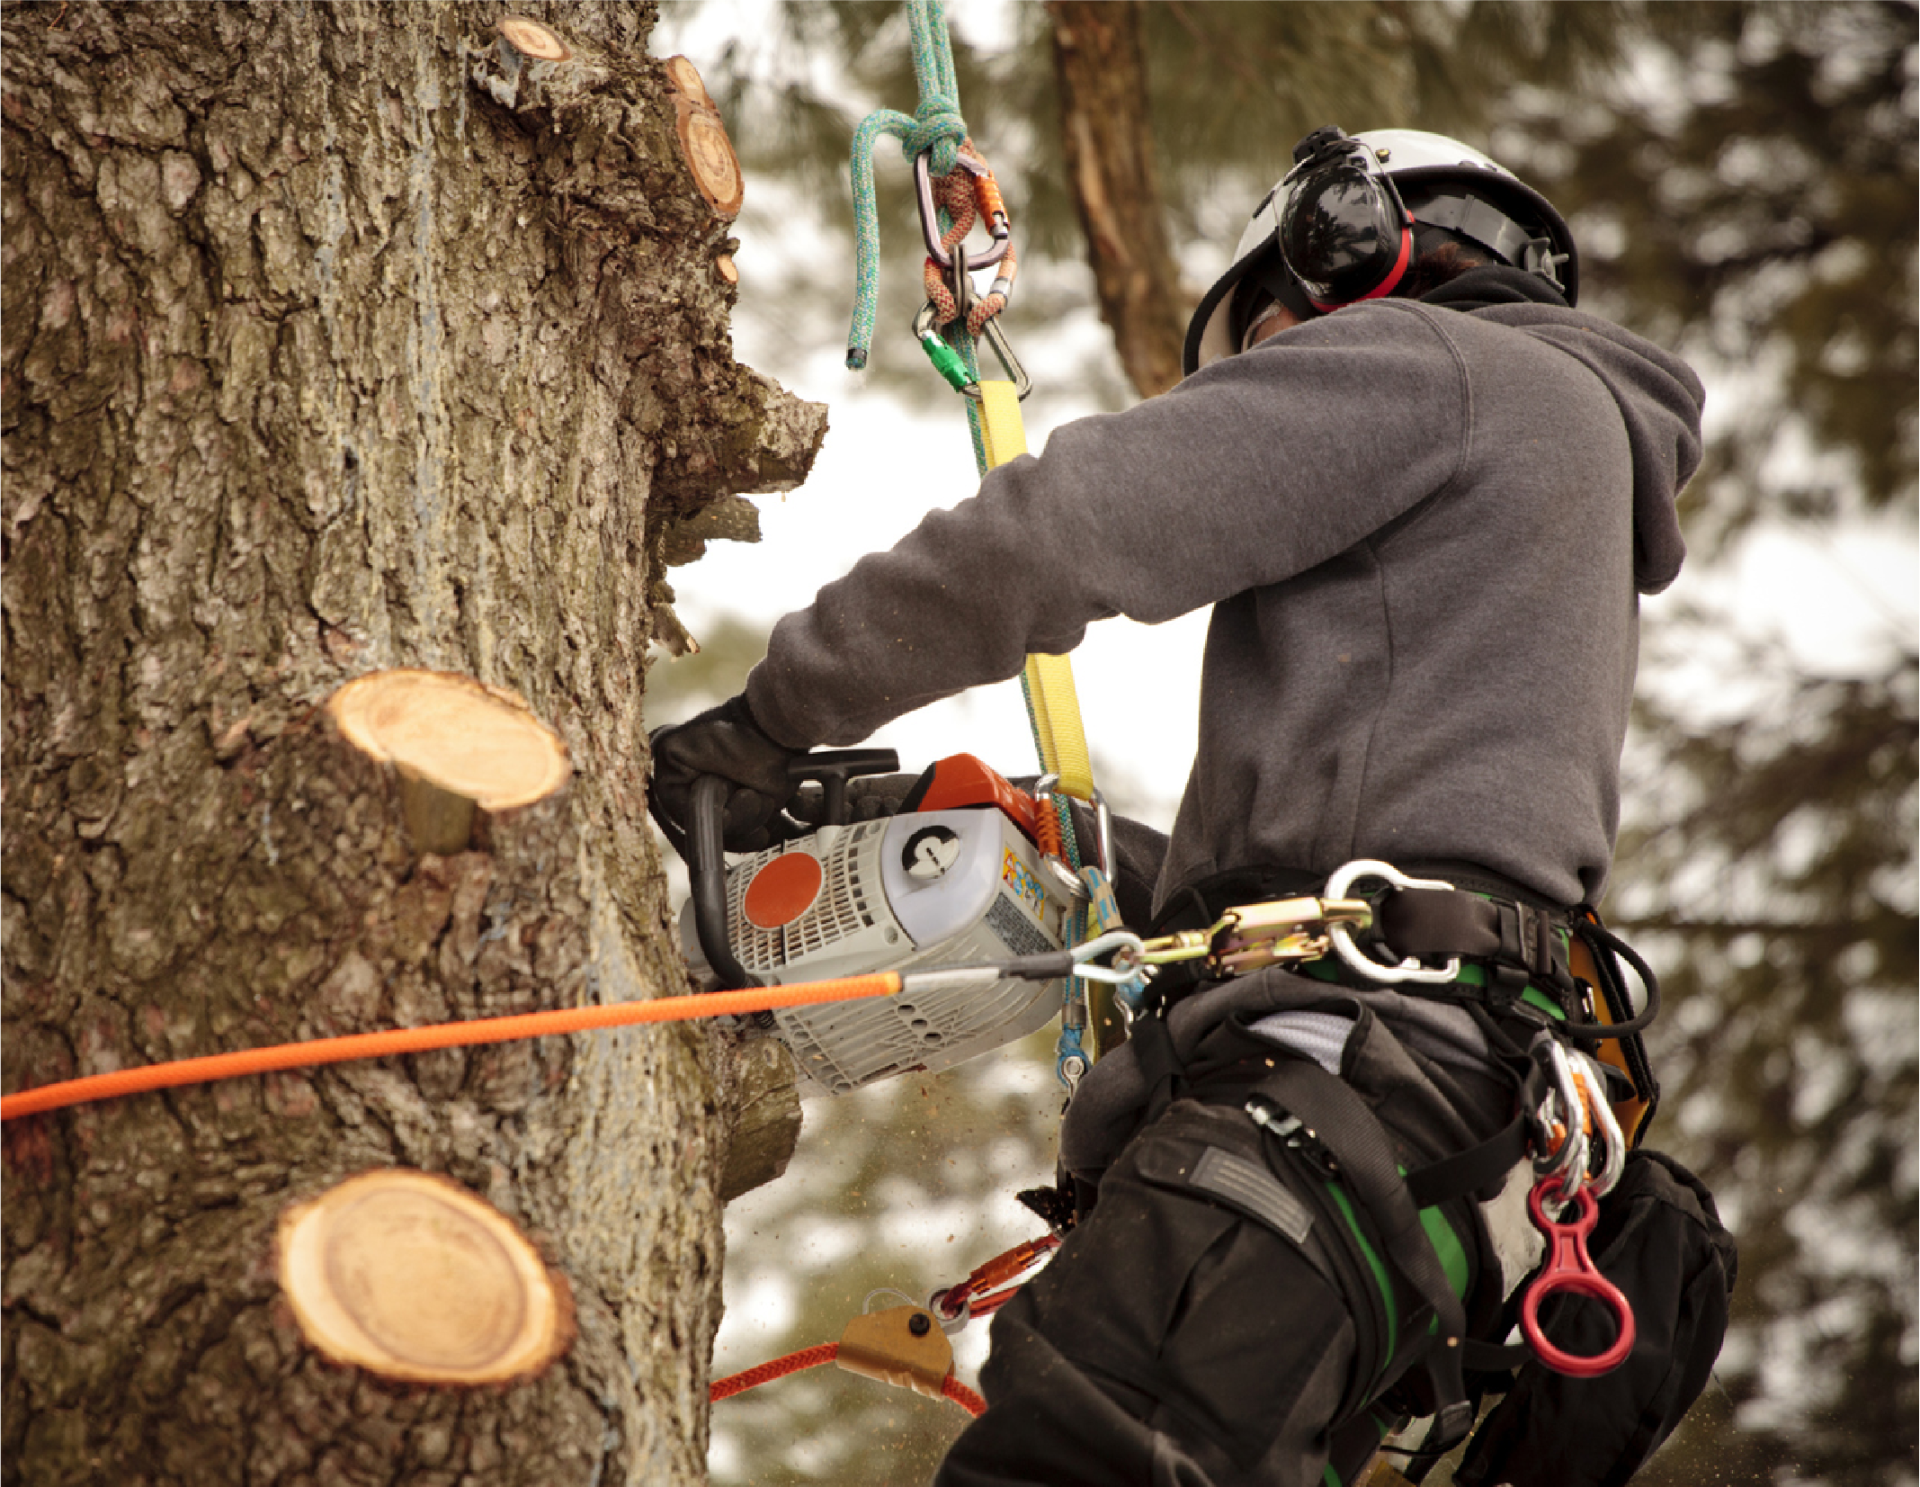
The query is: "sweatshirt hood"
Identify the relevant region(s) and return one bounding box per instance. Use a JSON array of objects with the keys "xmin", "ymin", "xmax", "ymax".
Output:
[{"xmin": 1459, "ymin": 297, "xmax": 1703, "ymax": 593}]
